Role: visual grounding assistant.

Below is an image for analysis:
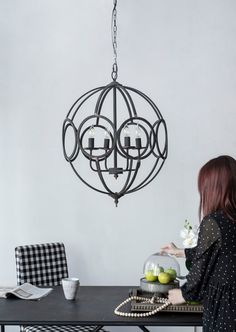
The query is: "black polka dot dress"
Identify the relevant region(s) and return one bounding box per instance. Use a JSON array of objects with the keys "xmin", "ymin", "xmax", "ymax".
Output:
[{"xmin": 181, "ymin": 210, "xmax": 236, "ymax": 332}]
